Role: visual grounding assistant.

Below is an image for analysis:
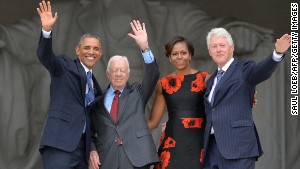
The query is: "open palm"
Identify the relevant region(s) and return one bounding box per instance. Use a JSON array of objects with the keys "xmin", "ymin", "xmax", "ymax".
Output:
[
  {"xmin": 128, "ymin": 20, "xmax": 149, "ymax": 50},
  {"xmin": 37, "ymin": 1, "xmax": 58, "ymax": 31}
]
